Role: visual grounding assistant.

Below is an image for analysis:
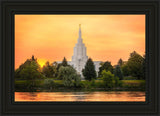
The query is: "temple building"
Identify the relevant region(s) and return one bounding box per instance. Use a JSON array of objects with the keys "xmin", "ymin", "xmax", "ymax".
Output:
[
  {"xmin": 56, "ymin": 25, "xmax": 101, "ymax": 79},
  {"xmin": 71, "ymin": 24, "xmax": 88, "ymax": 76}
]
